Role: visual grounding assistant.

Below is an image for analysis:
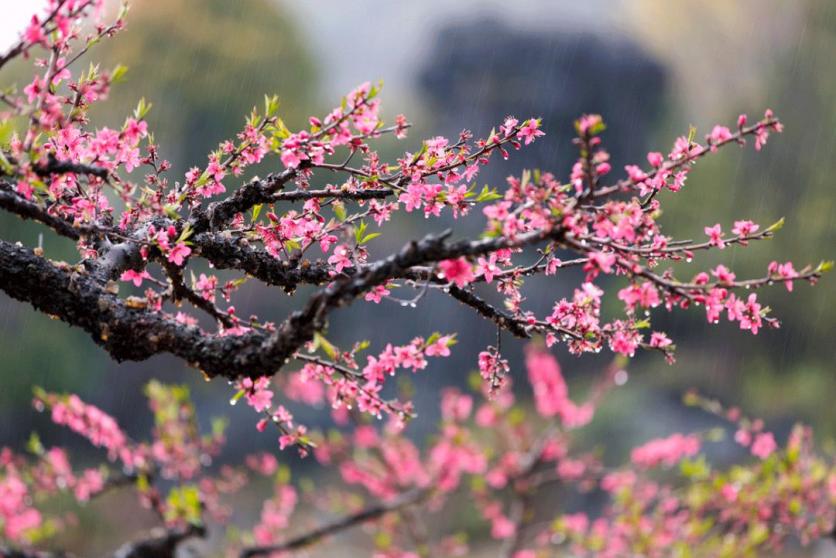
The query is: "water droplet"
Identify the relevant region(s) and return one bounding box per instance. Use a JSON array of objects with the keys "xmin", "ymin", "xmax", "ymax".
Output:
[
  {"xmin": 614, "ymin": 370, "xmax": 629, "ymax": 386},
  {"xmin": 408, "ymin": 302, "xmax": 417, "ymax": 308},
  {"xmin": 229, "ymin": 397, "xmax": 238, "ymax": 406}
]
